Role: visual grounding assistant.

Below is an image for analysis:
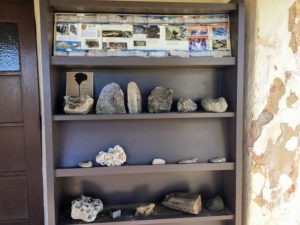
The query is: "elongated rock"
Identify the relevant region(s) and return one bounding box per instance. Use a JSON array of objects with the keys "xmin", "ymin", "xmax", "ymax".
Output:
[
  {"xmin": 135, "ymin": 203, "xmax": 155, "ymax": 216},
  {"xmin": 96, "ymin": 83, "xmax": 126, "ymax": 114},
  {"xmin": 127, "ymin": 82, "xmax": 142, "ymax": 114},
  {"xmin": 162, "ymin": 192, "xmax": 202, "ymax": 215}
]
